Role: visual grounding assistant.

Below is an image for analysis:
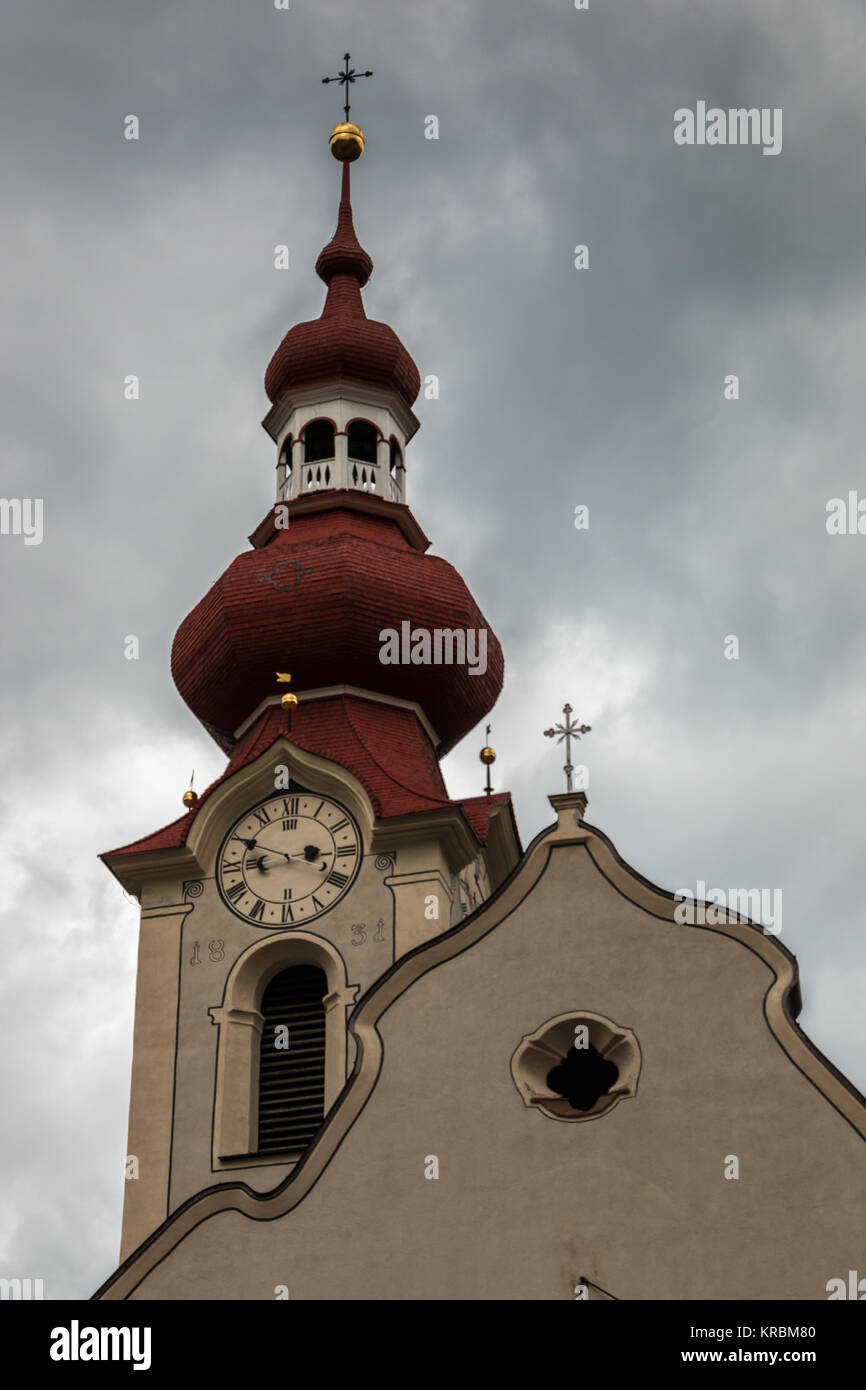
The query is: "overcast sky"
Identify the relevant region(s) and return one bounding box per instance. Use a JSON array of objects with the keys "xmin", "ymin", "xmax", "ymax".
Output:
[{"xmin": 1, "ymin": 0, "xmax": 865, "ymax": 1299}]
